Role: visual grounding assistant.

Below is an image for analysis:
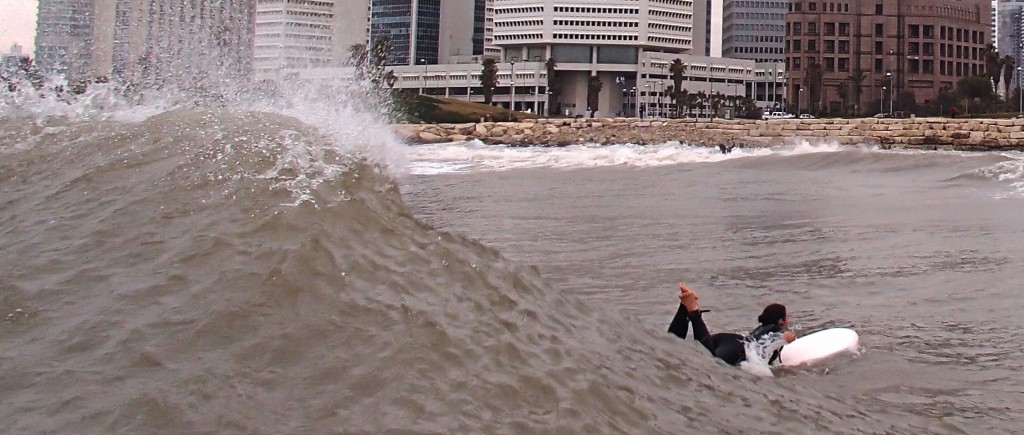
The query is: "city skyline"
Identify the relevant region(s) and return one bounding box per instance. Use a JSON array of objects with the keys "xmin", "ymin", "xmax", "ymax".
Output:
[{"xmin": 0, "ymin": 0, "xmax": 38, "ymax": 53}]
